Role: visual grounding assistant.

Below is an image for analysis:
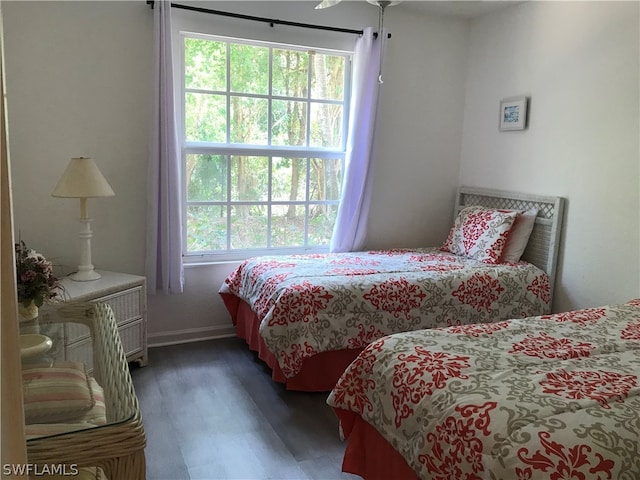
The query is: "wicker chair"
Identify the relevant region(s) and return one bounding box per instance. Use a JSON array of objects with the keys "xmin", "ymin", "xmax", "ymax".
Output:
[{"xmin": 26, "ymin": 302, "xmax": 146, "ymax": 479}]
